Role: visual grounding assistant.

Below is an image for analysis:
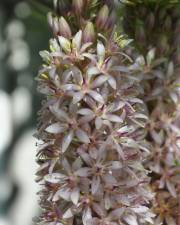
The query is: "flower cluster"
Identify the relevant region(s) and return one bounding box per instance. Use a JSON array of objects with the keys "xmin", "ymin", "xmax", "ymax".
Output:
[{"xmin": 35, "ymin": 1, "xmax": 154, "ymax": 225}]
